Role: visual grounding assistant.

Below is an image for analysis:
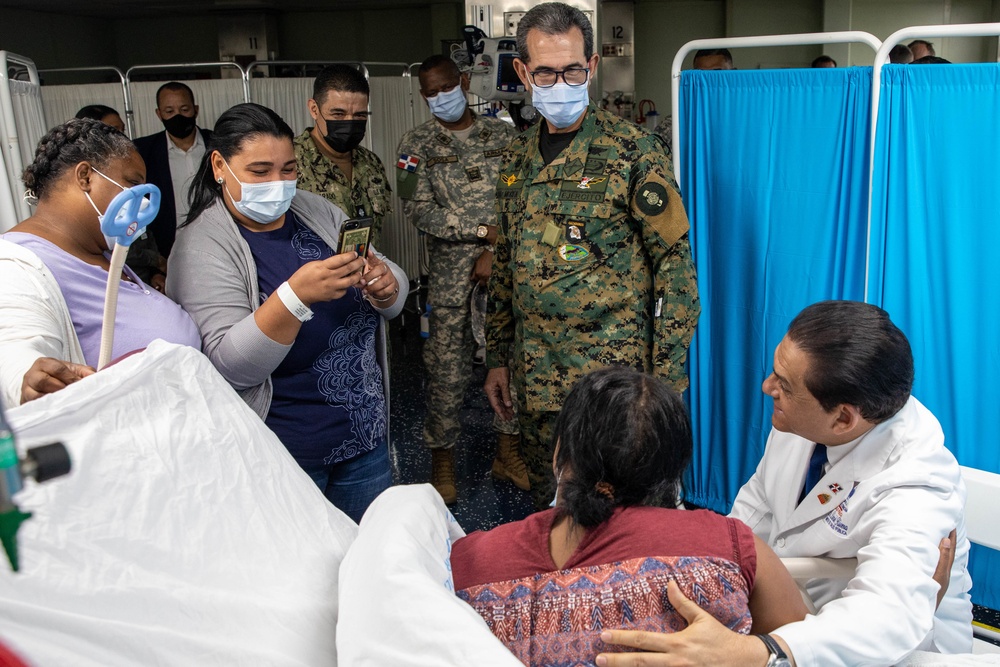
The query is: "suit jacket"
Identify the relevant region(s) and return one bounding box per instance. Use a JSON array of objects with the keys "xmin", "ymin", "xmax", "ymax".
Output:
[
  {"xmin": 730, "ymin": 396, "xmax": 973, "ymax": 667},
  {"xmin": 133, "ymin": 127, "xmax": 212, "ymax": 257}
]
